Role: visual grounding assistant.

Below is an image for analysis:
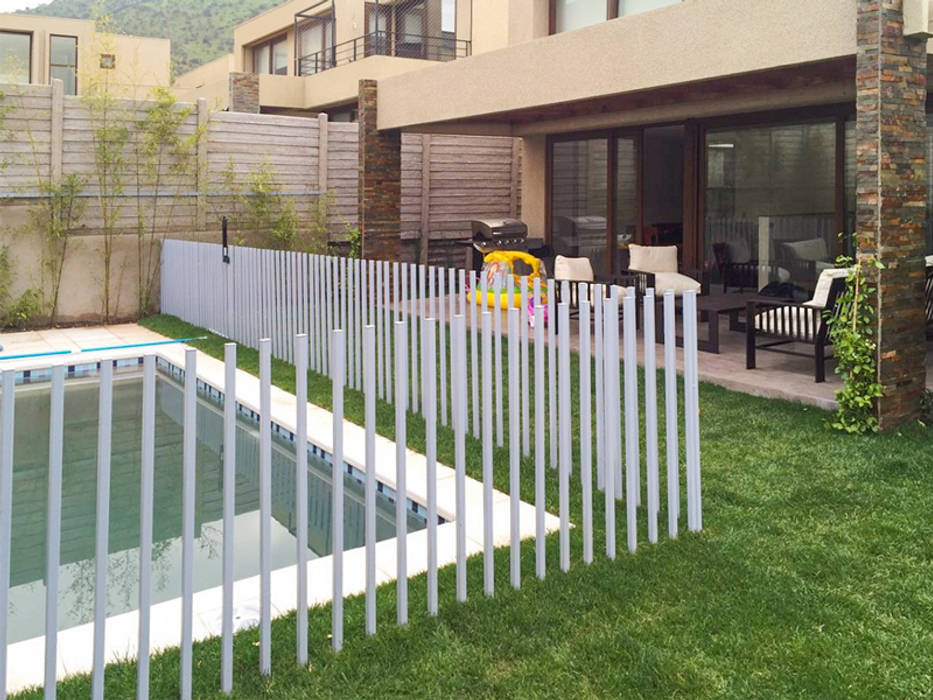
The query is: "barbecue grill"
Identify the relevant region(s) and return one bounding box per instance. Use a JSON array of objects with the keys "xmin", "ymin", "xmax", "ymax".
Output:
[{"xmin": 464, "ymin": 218, "xmax": 549, "ymax": 271}]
